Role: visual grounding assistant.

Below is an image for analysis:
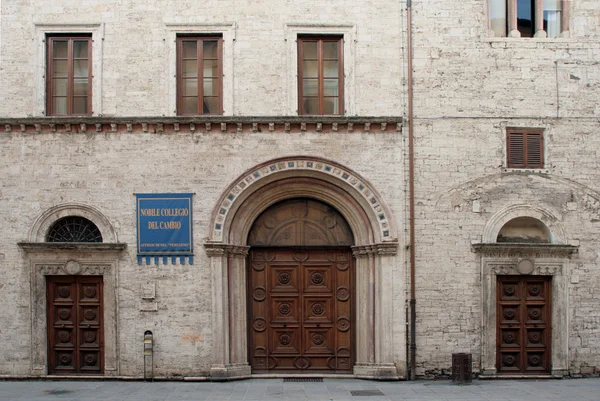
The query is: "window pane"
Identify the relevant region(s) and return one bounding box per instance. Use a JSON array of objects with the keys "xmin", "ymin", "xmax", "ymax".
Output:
[
  {"xmin": 184, "ymin": 79, "xmax": 198, "ymax": 97},
  {"xmin": 203, "ymin": 40, "xmax": 218, "ymax": 59},
  {"xmin": 182, "ymin": 97, "xmax": 198, "ymax": 114},
  {"xmin": 53, "ymin": 79, "xmax": 68, "ymax": 96},
  {"xmin": 490, "ymin": 0, "xmax": 507, "ymax": 37},
  {"xmin": 517, "ymin": 0, "xmax": 534, "ymax": 37},
  {"xmin": 324, "ymin": 79, "xmax": 339, "ymax": 96},
  {"xmin": 303, "ymin": 79, "xmax": 318, "ymax": 97},
  {"xmin": 73, "ymin": 97, "xmax": 88, "ymax": 114},
  {"xmin": 303, "ymin": 61, "xmax": 318, "ymax": 78},
  {"xmin": 323, "ymin": 61, "xmax": 339, "ymax": 78},
  {"xmin": 73, "ymin": 41, "xmax": 88, "ymax": 58},
  {"xmin": 182, "ymin": 60, "xmax": 198, "ymax": 78},
  {"xmin": 322, "ymin": 41, "xmax": 339, "ymax": 59},
  {"xmin": 203, "ymin": 78, "xmax": 218, "ymax": 96},
  {"xmin": 74, "ymin": 60, "xmax": 88, "ymax": 78},
  {"xmin": 53, "ymin": 41, "xmax": 68, "ymax": 58},
  {"xmin": 323, "ymin": 97, "xmax": 339, "ymax": 115},
  {"xmin": 73, "ymin": 78, "xmax": 88, "ymax": 96},
  {"xmin": 543, "ymin": 0, "xmax": 562, "ymax": 38},
  {"xmin": 53, "ymin": 60, "xmax": 68, "ymax": 78},
  {"xmin": 203, "ymin": 97, "xmax": 219, "ymax": 114},
  {"xmin": 203, "ymin": 59, "xmax": 218, "ymax": 78},
  {"xmin": 302, "ymin": 41, "xmax": 318, "ymax": 60},
  {"xmin": 303, "ymin": 98, "xmax": 318, "ymax": 114},
  {"xmin": 53, "ymin": 97, "xmax": 67, "ymax": 115},
  {"xmin": 182, "ymin": 41, "xmax": 197, "ymax": 59}
]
